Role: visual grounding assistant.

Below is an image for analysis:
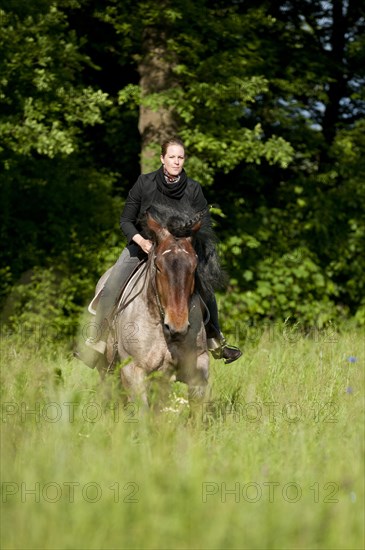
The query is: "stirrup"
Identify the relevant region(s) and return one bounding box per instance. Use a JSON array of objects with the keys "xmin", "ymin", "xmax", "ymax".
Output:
[
  {"xmin": 207, "ymin": 337, "xmax": 242, "ymax": 364},
  {"xmin": 221, "ymin": 343, "xmax": 242, "ymax": 364},
  {"xmin": 207, "ymin": 337, "xmax": 223, "ymax": 358},
  {"xmin": 85, "ymin": 338, "xmax": 107, "ymax": 355},
  {"xmin": 74, "ymin": 345, "xmax": 105, "ymax": 370}
]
